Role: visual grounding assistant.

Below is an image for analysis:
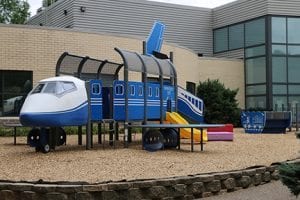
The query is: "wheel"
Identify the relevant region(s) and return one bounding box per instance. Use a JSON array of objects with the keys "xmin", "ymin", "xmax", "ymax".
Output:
[
  {"xmin": 161, "ymin": 128, "xmax": 179, "ymax": 148},
  {"xmin": 27, "ymin": 128, "xmax": 40, "ymax": 147},
  {"xmin": 143, "ymin": 129, "xmax": 164, "ymax": 151},
  {"xmin": 35, "ymin": 146, "xmax": 41, "ymax": 152},
  {"xmin": 58, "ymin": 128, "xmax": 66, "ymax": 146},
  {"xmin": 41, "ymin": 144, "xmax": 50, "ymax": 153}
]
